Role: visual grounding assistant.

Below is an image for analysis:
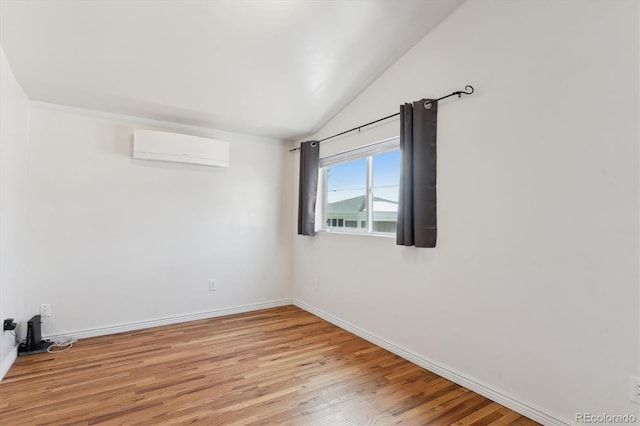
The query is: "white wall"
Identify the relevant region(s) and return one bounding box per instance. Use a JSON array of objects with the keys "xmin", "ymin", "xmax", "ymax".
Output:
[
  {"xmin": 0, "ymin": 46, "xmax": 30, "ymax": 378},
  {"xmin": 292, "ymin": 1, "xmax": 639, "ymax": 424},
  {"xmin": 23, "ymin": 103, "xmax": 293, "ymax": 336}
]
